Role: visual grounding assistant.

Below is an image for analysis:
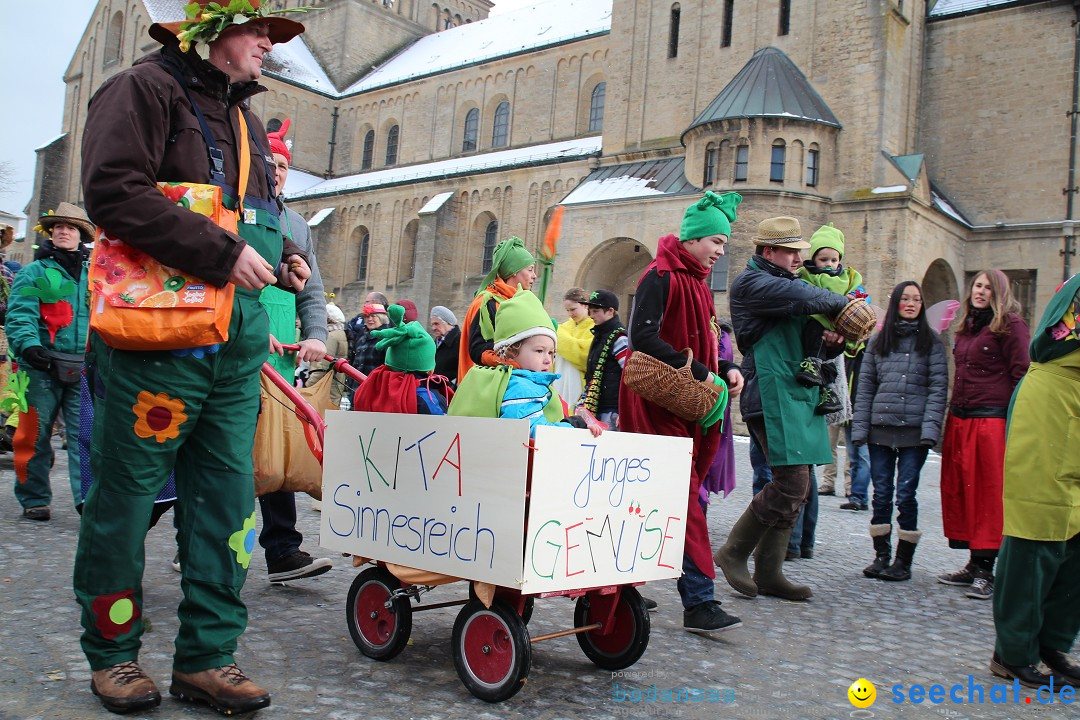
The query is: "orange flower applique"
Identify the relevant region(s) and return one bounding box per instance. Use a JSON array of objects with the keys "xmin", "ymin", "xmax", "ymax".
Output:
[{"xmin": 132, "ymin": 391, "xmax": 188, "ymax": 443}]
